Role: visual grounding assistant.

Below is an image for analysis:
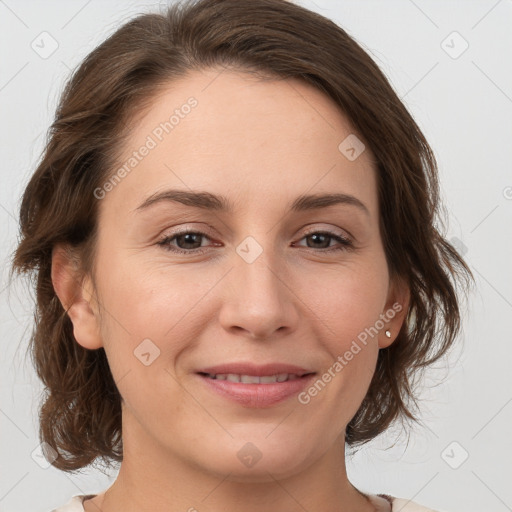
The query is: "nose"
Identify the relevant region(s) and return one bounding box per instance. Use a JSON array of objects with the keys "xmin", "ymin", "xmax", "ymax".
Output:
[{"xmin": 218, "ymin": 245, "xmax": 300, "ymax": 341}]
